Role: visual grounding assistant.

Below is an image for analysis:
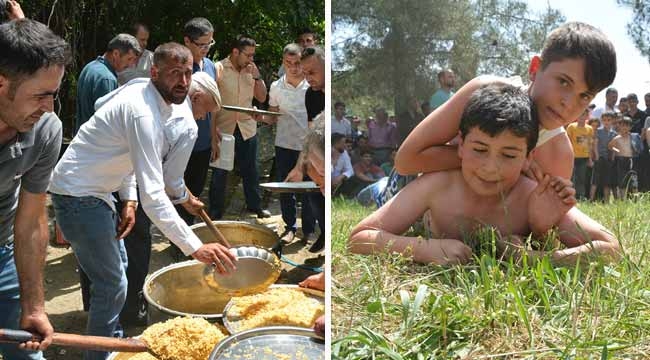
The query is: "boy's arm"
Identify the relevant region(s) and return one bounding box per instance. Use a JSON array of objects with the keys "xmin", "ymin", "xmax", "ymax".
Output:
[
  {"xmin": 592, "ymin": 135, "xmax": 599, "ymax": 161},
  {"xmin": 349, "ymin": 173, "xmax": 472, "ymax": 265},
  {"xmin": 531, "ymin": 134, "xmax": 574, "ymax": 179},
  {"xmin": 528, "ymin": 175, "xmax": 576, "ymax": 237},
  {"xmin": 395, "ymin": 75, "xmax": 503, "ymax": 175},
  {"xmin": 607, "ymin": 136, "xmax": 619, "ymax": 151}
]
